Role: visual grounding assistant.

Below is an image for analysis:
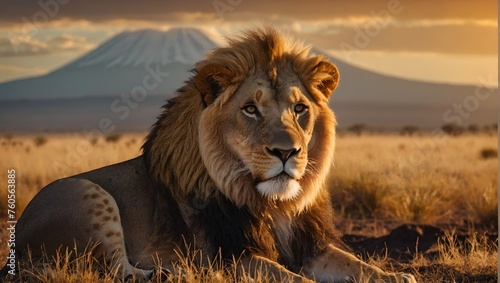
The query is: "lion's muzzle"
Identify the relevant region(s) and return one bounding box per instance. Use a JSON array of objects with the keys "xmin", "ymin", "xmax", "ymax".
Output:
[
  {"xmin": 266, "ymin": 147, "xmax": 301, "ymax": 164},
  {"xmin": 255, "ymin": 145, "xmax": 306, "ymax": 200}
]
